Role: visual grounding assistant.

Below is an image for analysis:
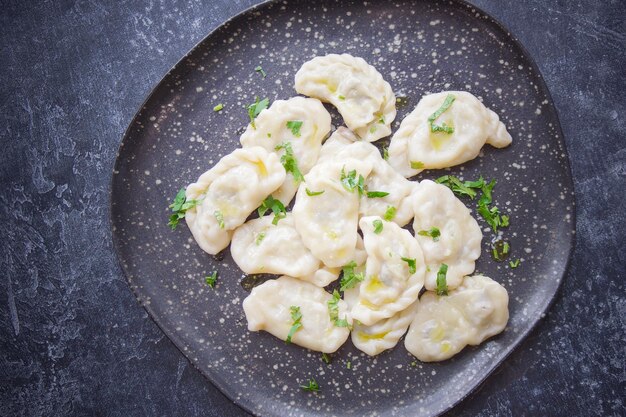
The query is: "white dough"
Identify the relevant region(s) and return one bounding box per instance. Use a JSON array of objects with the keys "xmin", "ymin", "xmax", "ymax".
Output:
[
  {"xmin": 185, "ymin": 147, "xmax": 285, "ymax": 255},
  {"xmin": 411, "ymin": 180, "xmax": 482, "ymax": 291},
  {"xmin": 388, "ymin": 91, "xmax": 512, "ymax": 177},
  {"xmin": 295, "ymin": 54, "xmax": 396, "ymax": 142},
  {"xmin": 230, "ymin": 214, "xmax": 321, "ymax": 279},
  {"xmin": 242, "ymin": 276, "xmax": 351, "ymax": 353},
  {"xmin": 292, "ymin": 159, "xmax": 373, "ymax": 268},
  {"xmin": 350, "ymin": 216, "xmax": 425, "ymax": 325},
  {"xmin": 240, "ymin": 97, "xmax": 331, "ymax": 204},
  {"xmin": 404, "ymin": 275, "xmax": 509, "ymax": 362}
]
